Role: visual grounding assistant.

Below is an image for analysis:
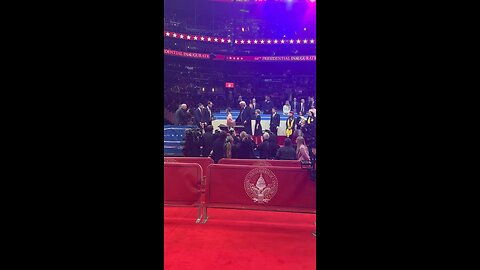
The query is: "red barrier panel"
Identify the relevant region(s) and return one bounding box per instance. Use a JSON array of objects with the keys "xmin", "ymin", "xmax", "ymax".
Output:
[
  {"xmin": 218, "ymin": 158, "xmax": 301, "ymax": 168},
  {"xmin": 164, "ymin": 157, "xmax": 213, "ymax": 179},
  {"xmin": 164, "ymin": 162, "xmax": 202, "ymax": 206},
  {"xmin": 206, "ymin": 164, "xmax": 316, "ymax": 213}
]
